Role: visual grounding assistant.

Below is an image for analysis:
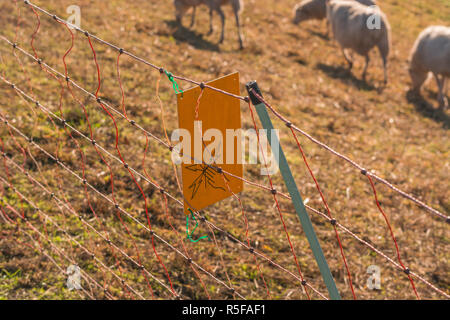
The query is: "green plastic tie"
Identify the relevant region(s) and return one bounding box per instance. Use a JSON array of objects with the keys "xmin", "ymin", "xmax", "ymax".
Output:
[
  {"xmin": 164, "ymin": 70, "xmax": 183, "ymax": 97},
  {"xmin": 186, "ymin": 209, "xmax": 210, "ymax": 242}
]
